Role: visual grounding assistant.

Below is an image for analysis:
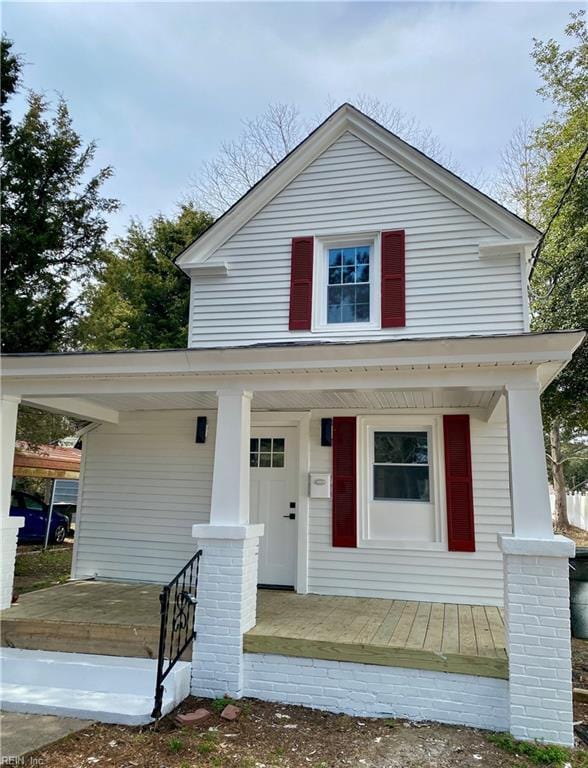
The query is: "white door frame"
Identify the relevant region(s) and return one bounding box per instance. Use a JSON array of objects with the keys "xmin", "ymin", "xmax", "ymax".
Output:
[{"xmin": 251, "ymin": 412, "xmax": 310, "ymax": 594}]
